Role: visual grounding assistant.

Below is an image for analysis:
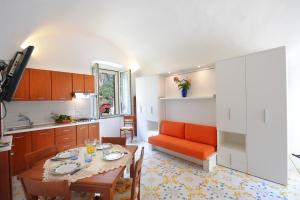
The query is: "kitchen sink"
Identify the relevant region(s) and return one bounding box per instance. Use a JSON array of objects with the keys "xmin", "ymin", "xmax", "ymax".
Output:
[{"xmin": 5, "ymin": 126, "xmax": 33, "ymax": 131}]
